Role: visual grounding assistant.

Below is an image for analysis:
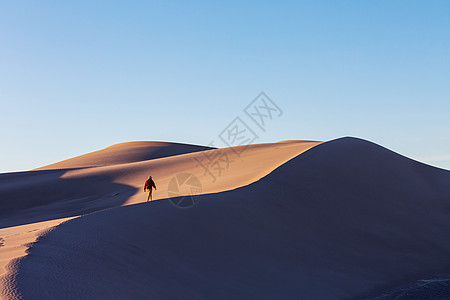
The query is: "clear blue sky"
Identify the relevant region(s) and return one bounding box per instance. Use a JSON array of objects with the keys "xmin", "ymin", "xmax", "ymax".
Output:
[{"xmin": 1, "ymin": 1, "xmax": 449, "ymax": 173}]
